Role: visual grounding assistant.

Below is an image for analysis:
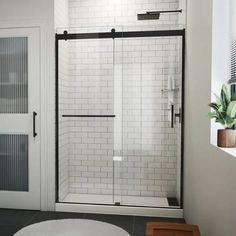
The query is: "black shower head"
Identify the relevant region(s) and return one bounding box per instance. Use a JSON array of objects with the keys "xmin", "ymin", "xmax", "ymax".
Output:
[
  {"xmin": 137, "ymin": 12, "xmax": 160, "ymax": 20},
  {"xmin": 137, "ymin": 9, "xmax": 182, "ymax": 21}
]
